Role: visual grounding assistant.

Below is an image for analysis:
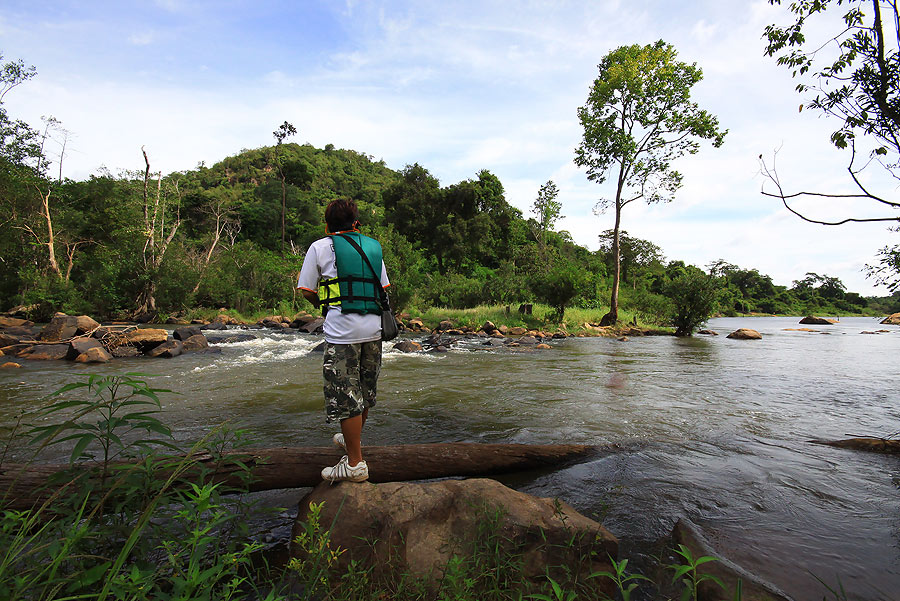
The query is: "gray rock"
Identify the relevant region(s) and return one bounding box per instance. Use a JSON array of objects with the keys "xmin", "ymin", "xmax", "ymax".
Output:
[
  {"xmin": 174, "ymin": 326, "xmax": 203, "ymax": 341},
  {"xmin": 392, "ymin": 340, "xmax": 423, "ymax": 353},
  {"xmin": 18, "ymin": 344, "xmax": 69, "ymax": 360},
  {"xmin": 298, "ymin": 317, "xmax": 325, "ymax": 334},
  {"xmin": 181, "ymin": 334, "xmax": 209, "ymax": 351},
  {"xmin": 145, "ymin": 340, "xmax": 183, "ymax": 358},
  {"xmin": 66, "ymin": 338, "xmax": 105, "ymax": 361},
  {"xmin": 39, "ymin": 315, "xmax": 79, "ymax": 342}
]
